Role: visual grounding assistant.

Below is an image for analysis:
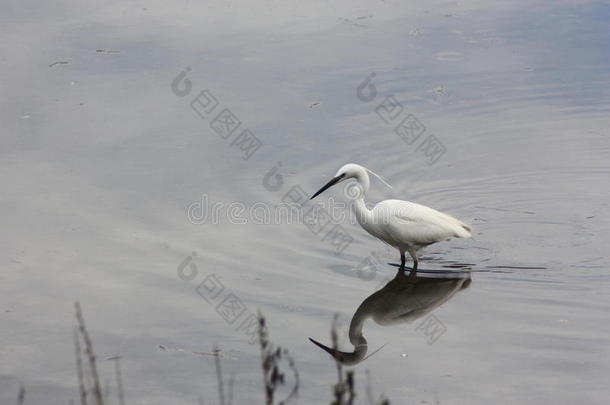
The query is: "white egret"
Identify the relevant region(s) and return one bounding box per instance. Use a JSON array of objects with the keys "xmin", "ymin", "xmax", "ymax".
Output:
[{"xmin": 311, "ymin": 163, "xmax": 471, "ymax": 272}]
